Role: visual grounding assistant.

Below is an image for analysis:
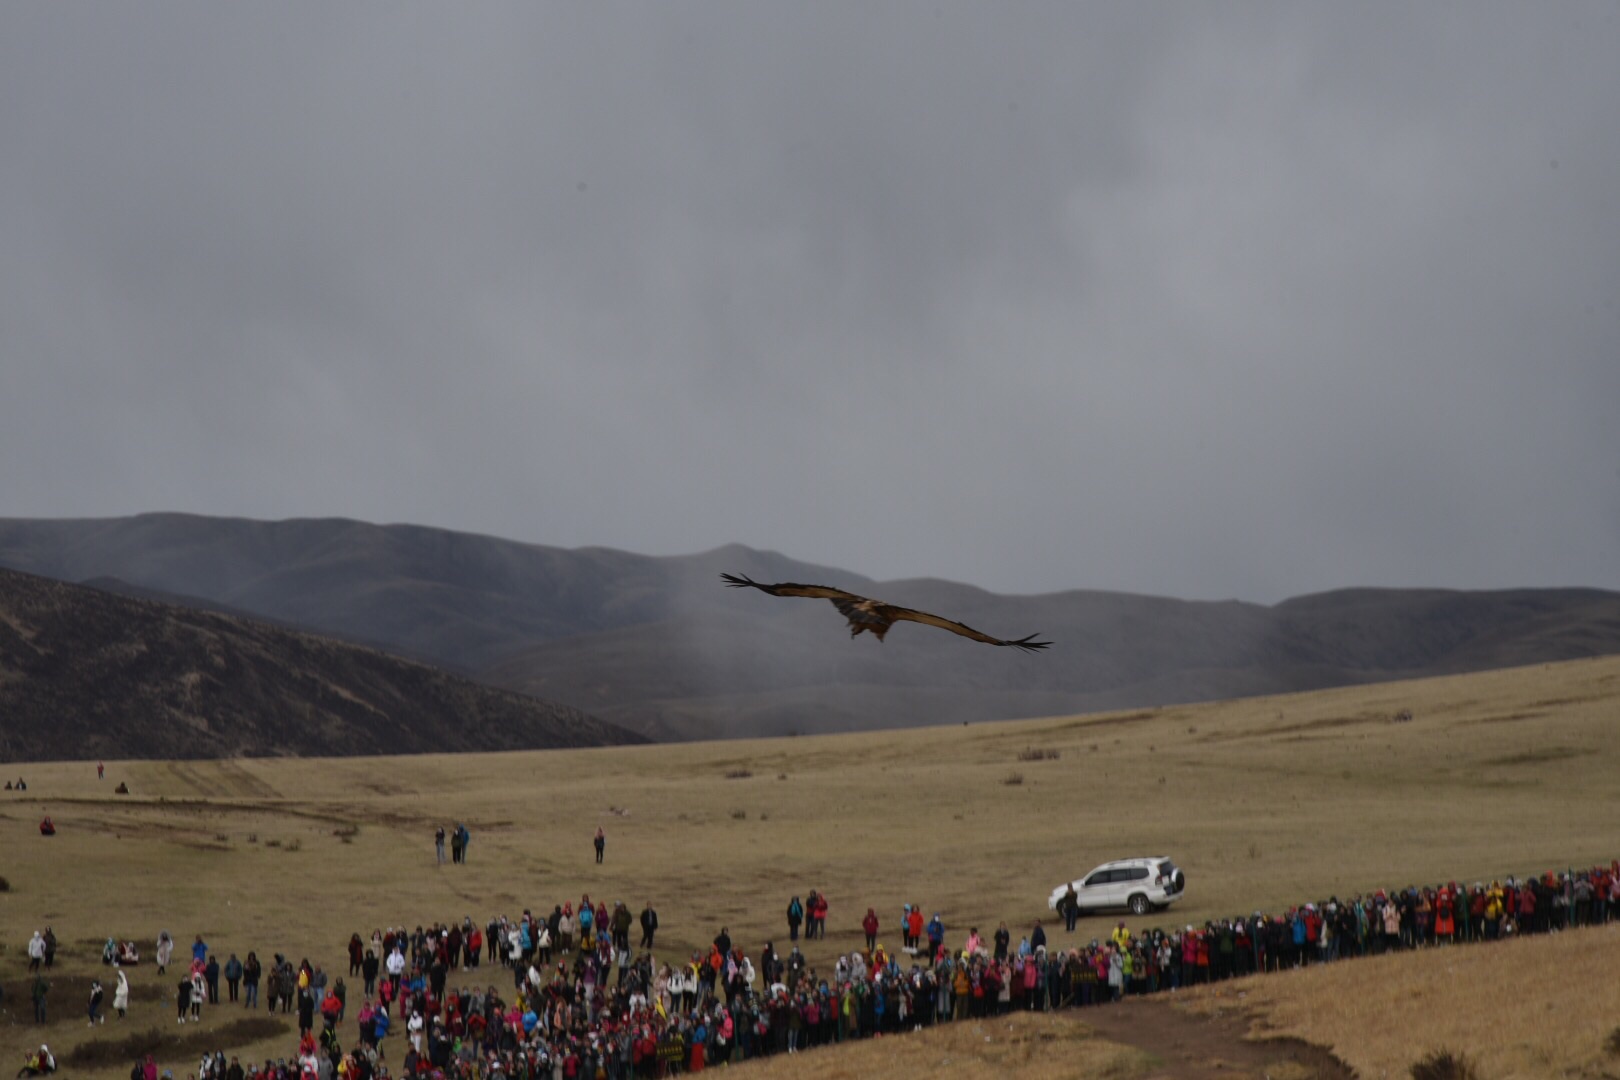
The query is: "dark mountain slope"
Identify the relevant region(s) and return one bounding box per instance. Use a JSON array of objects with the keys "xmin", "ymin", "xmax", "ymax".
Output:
[{"xmin": 0, "ymin": 567, "xmax": 643, "ymax": 761}]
